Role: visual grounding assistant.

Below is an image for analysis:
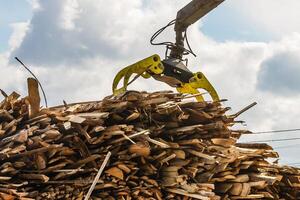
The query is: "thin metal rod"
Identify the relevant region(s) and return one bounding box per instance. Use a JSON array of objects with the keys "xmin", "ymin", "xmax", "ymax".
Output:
[
  {"xmin": 84, "ymin": 151, "xmax": 111, "ymax": 200},
  {"xmin": 15, "ymin": 57, "xmax": 48, "ymax": 107},
  {"xmin": 232, "ymin": 102, "xmax": 257, "ymax": 118},
  {"xmin": 0, "ymin": 89, "xmax": 8, "ymax": 98}
]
